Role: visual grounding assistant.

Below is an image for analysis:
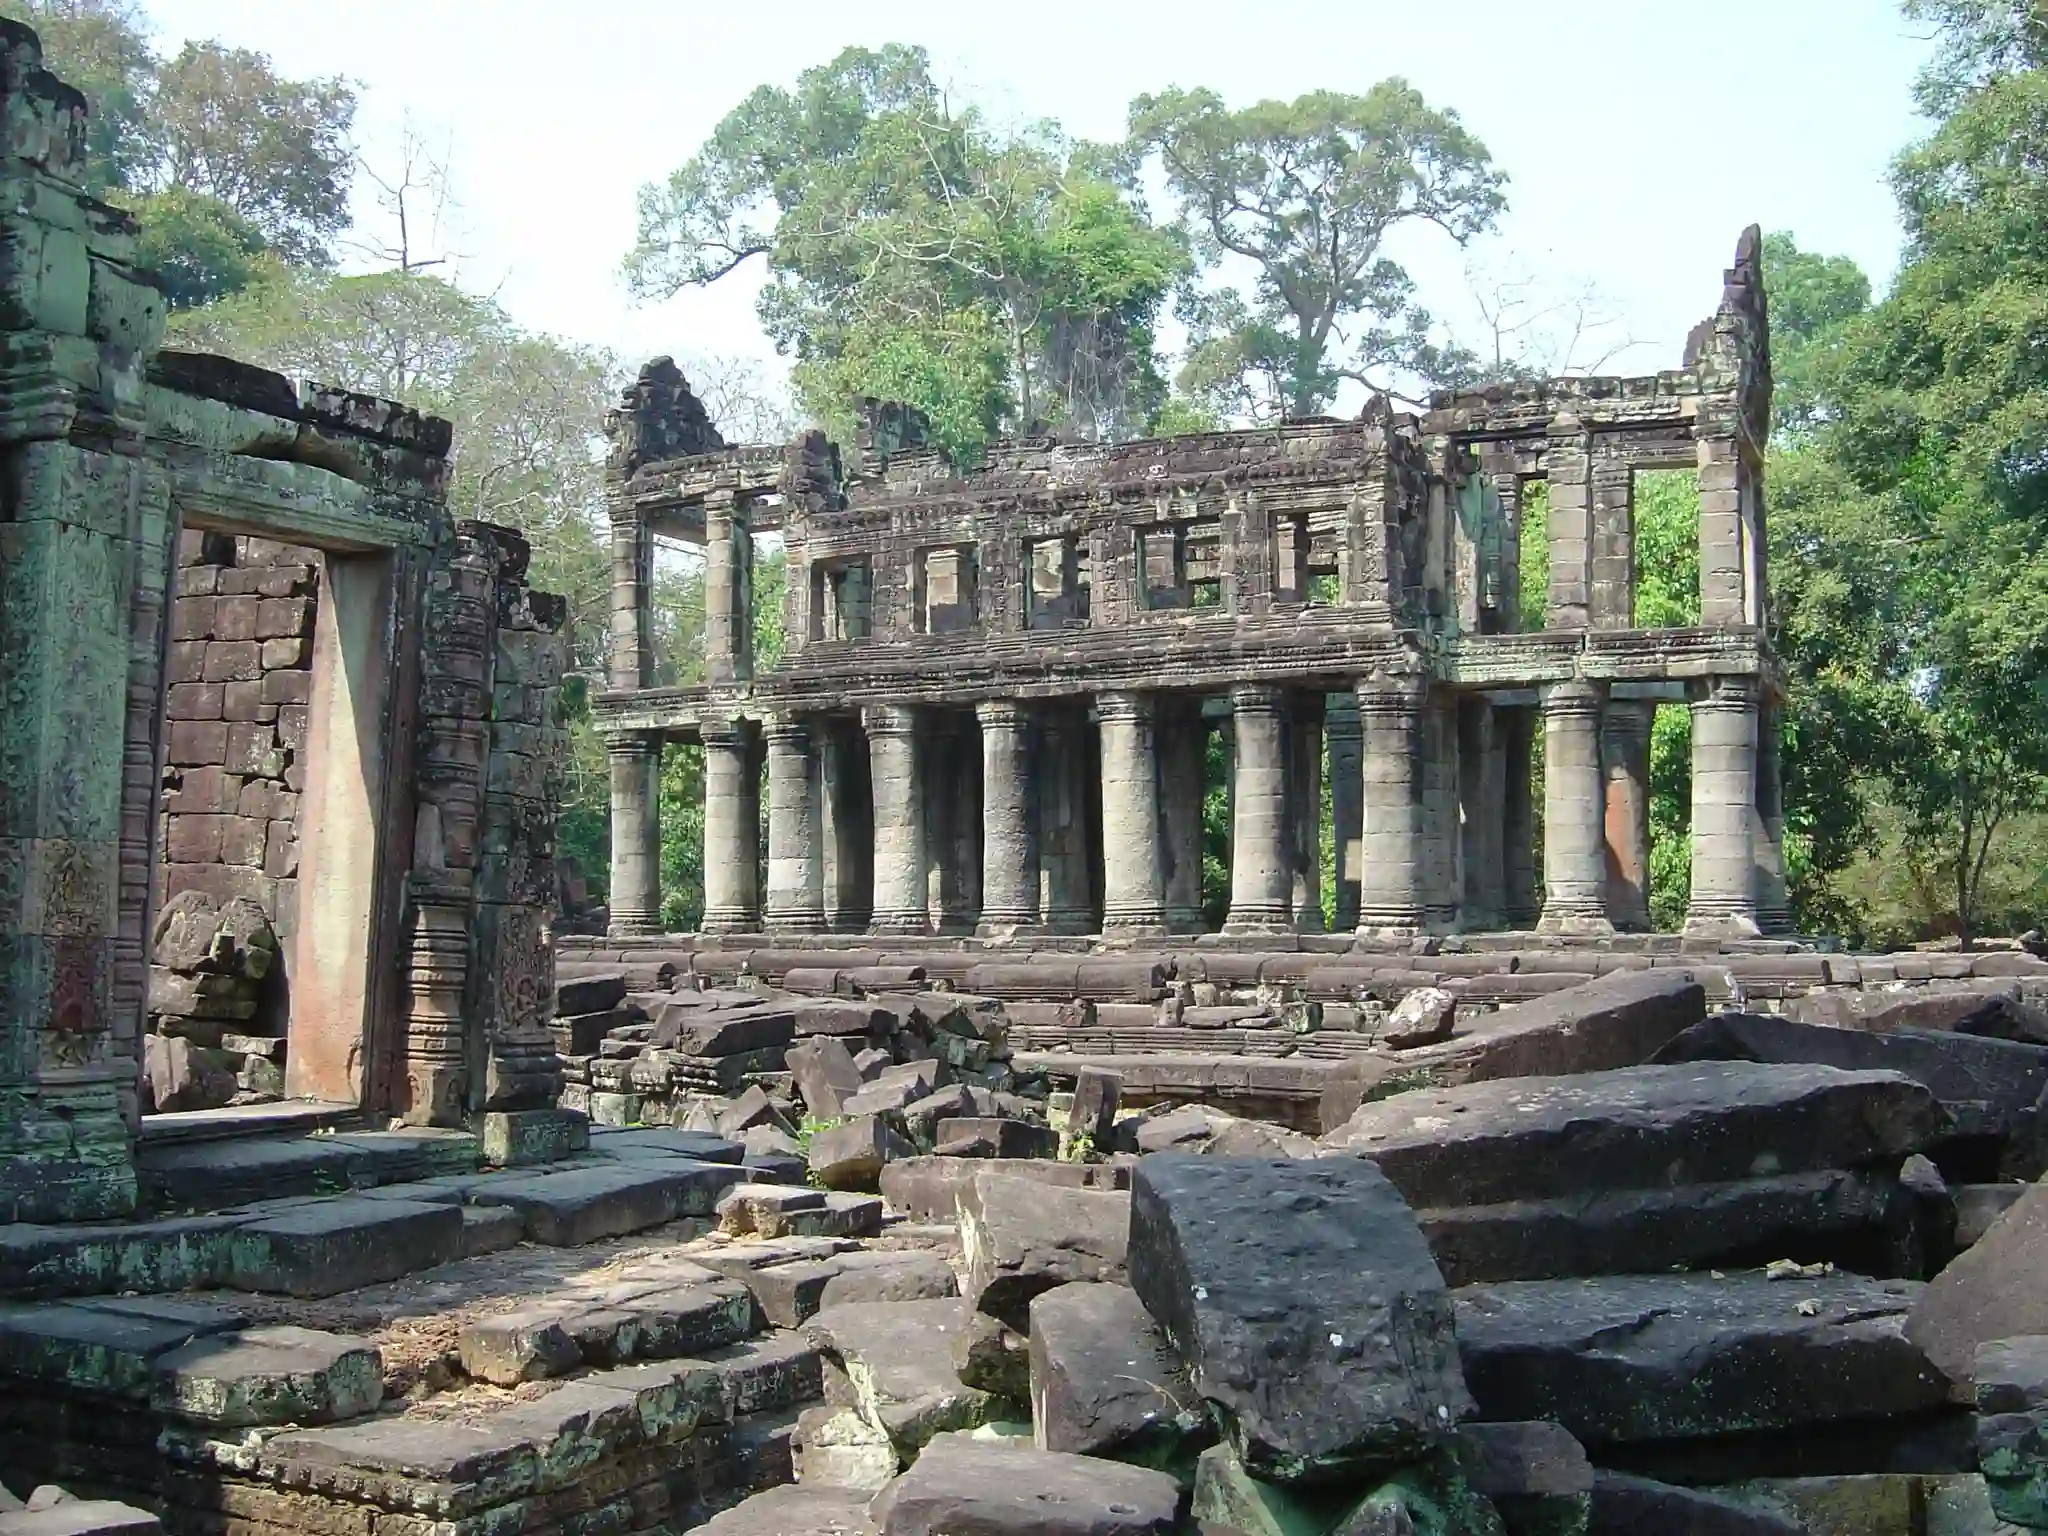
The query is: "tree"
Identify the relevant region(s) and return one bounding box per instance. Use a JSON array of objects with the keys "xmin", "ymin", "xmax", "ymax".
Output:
[
  {"xmin": 624, "ymin": 44, "xmax": 1186, "ymax": 459},
  {"xmin": 0, "ymin": 0, "xmax": 154, "ymax": 193},
  {"xmin": 1760, "ymin": 231, "xmax": 1871, "ymax": 435},
  {"xmin": 126, "ymin": 184, "xmax": 267, "ymax": 307},
  {"xmin": 1127, "ymin": 82, "xmax": 1505, "ymax": 421}
]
